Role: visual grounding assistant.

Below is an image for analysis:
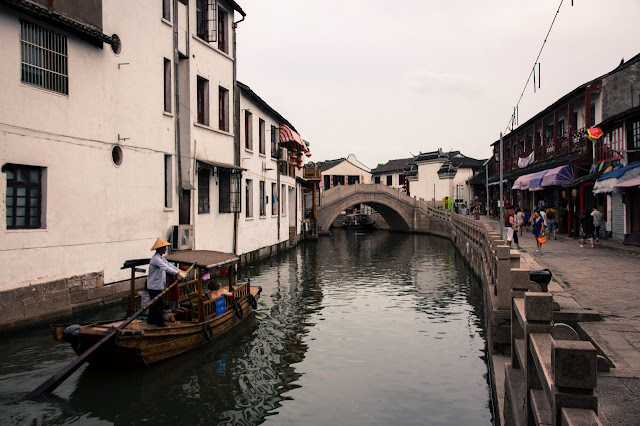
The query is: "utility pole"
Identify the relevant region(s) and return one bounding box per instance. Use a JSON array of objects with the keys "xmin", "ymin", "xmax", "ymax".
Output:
[
  {"xmin": 499, "ymin": 132, "xmax": 504, "ymax": 240},
  {"xmin": 485, "ymin": 161, "xmax": 489, "ymax": 217}
]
